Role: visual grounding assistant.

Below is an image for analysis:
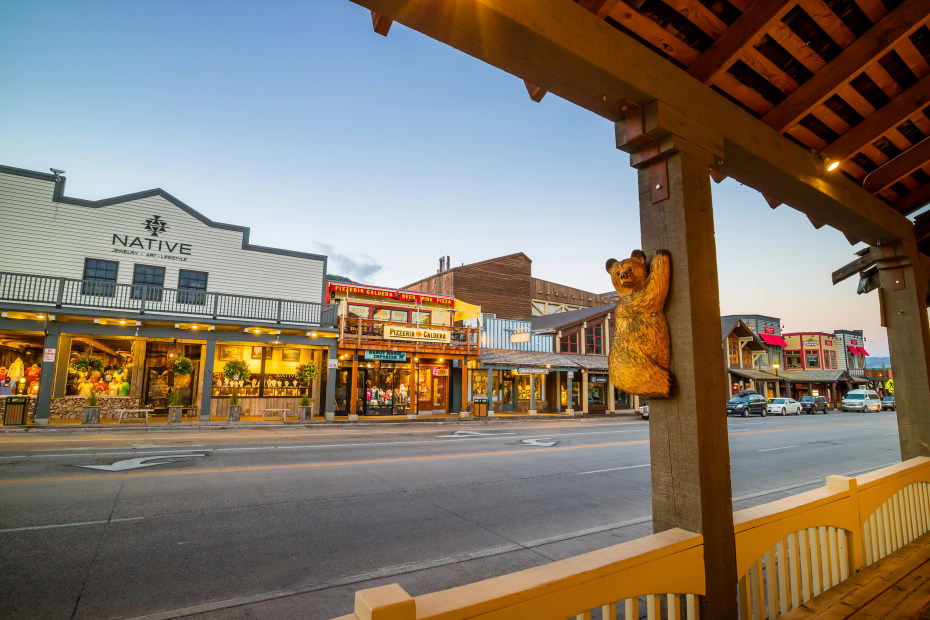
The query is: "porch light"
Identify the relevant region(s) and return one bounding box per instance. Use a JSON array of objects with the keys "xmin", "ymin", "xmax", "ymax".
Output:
[
  {"xmin": 119, "ymin": 320, "xmax": 126, "ymax": 325},
  {"xmin": 826, "ymin": 158, "xmax": 839, "ymax": 172},
  {"xmin": 36, "ymin": 314, "xmax": 44, "ymax": 319},
  {"xmin": 310, "ymin": 332, "xmax": 318, "ymax": 337},
  {"xmin": 191, "ymin": 325, "xmax": 198, "ymax": 330},
  {"xmin": 254, "ymin": 329, "xmax": 261, "ymax": 333}
]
